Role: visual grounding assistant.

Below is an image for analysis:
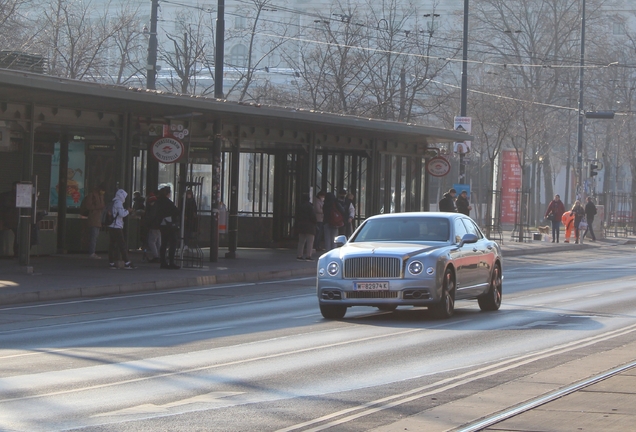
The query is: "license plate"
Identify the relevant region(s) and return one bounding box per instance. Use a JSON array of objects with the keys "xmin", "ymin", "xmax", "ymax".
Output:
[{"xmin": 354, "ymin": 281, "xmax": 389, "ymax": 291}]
